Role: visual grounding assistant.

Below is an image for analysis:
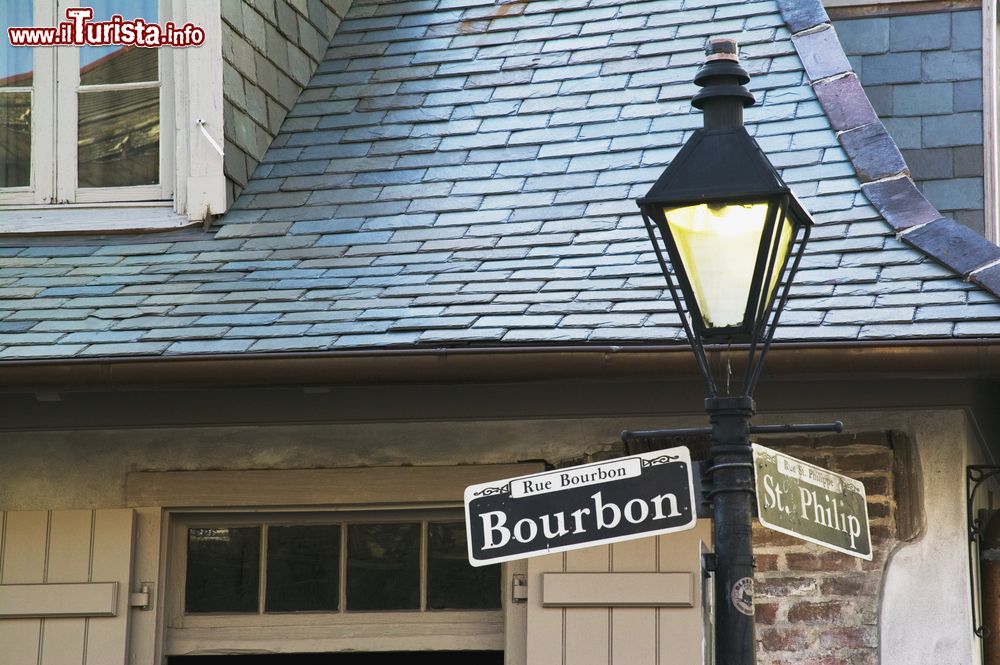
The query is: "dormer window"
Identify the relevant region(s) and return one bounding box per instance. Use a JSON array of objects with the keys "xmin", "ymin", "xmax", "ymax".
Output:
[
  {"xmin": 0, "ymin": 0, "xmax": 225, "ymax": 232},
  {"xmin": 1, "ymin": 1, "xmax": 168, "ymax": 204}
]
